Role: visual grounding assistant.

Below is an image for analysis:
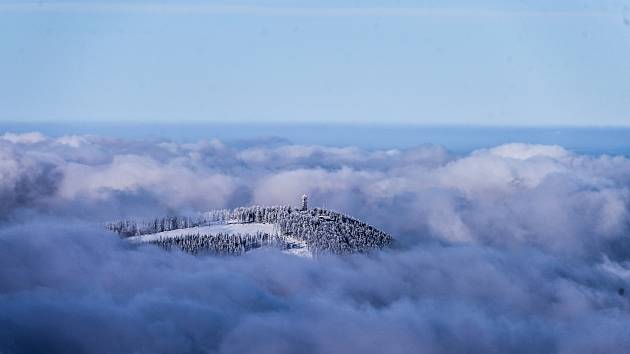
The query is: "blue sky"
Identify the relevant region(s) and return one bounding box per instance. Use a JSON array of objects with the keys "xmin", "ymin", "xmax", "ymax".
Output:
[{"xmin": 1, "ymin": 0, "xmax": 630, "ymax": 125}]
